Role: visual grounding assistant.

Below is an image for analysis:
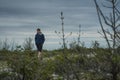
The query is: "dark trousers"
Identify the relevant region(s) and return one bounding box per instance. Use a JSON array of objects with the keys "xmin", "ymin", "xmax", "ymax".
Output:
[{"xmin": 36, "ymin": 43, "xmax": 43, "ymax": 52}]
